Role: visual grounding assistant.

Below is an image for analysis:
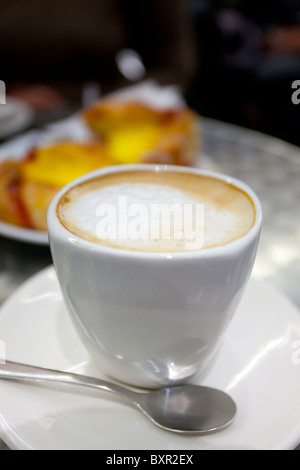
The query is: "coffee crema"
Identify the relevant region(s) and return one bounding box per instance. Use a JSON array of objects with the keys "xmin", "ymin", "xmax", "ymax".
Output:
[{"xmin": 57, "ymin": 170, "xmax": 256, "ymax": 252}]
